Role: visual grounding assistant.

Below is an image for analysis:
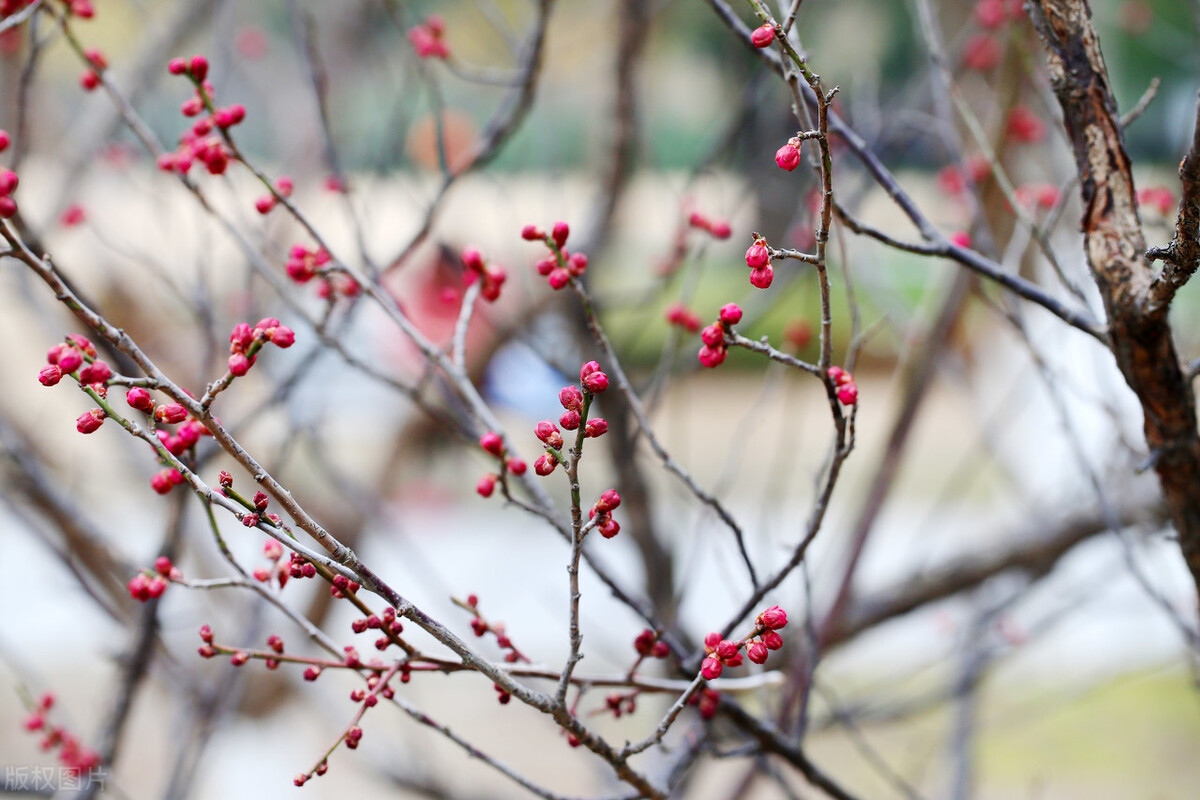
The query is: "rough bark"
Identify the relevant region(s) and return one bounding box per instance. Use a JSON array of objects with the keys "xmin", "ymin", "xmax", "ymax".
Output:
[{"xmin": 1031, "ymin": 0, "xmax": 1200, "ymax": 603}]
